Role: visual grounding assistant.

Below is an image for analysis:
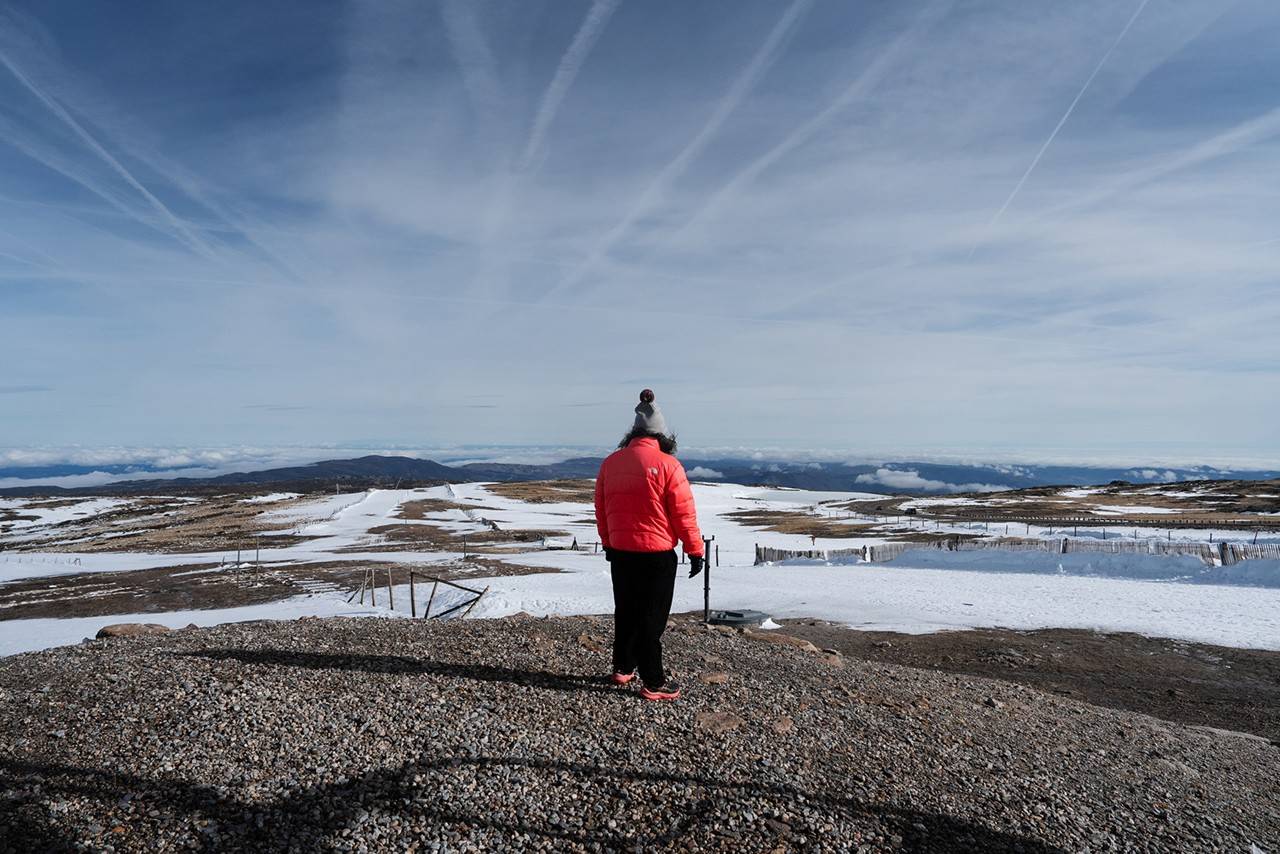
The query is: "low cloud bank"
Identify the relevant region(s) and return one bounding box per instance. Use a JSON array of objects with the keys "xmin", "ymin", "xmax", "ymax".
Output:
[{"xmin": 855, "ymin": 468, "xmax": 1008, "ymax": 494}]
